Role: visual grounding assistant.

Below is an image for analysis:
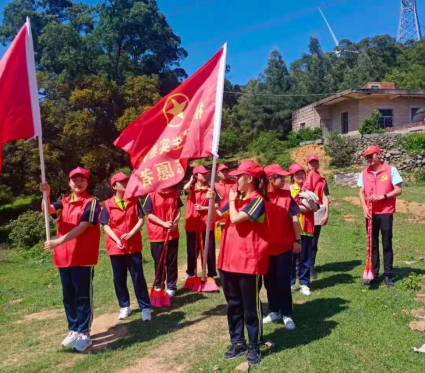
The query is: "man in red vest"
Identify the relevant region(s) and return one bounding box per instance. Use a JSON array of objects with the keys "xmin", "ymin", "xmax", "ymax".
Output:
[
  {"xmin": 40, "ymin": 167, "xmax": 100, "ymax": 352},
  {"xmin": 358, "ymin": 145, "xmax": 403, "ymax": 288}
]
